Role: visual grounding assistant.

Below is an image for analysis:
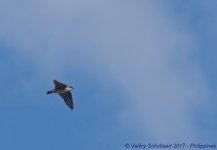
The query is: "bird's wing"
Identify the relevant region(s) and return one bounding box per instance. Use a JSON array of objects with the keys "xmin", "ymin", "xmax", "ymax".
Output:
[
  {"xmin": 54, "ymin": 80, "xmax": 67, "ymax": 90},
  {"xmin": 59, "ymin": 92, "xmax": 74, "ymax": 110}
]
